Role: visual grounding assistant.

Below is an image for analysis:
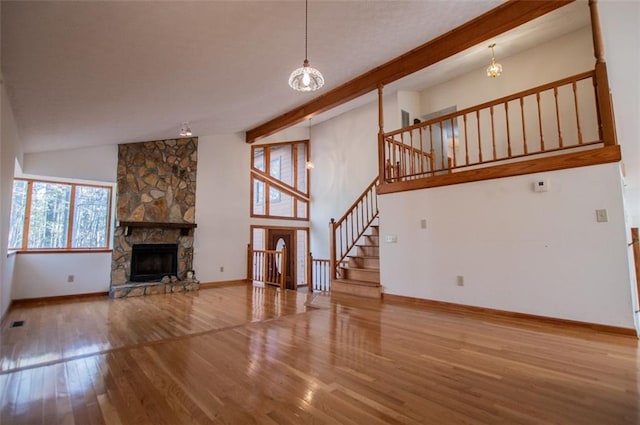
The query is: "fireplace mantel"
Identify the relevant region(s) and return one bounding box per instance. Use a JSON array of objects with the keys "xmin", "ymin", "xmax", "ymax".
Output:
[{"xmin": 119, "ymin": 221, "xmax": 197, "ymax": 236}]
